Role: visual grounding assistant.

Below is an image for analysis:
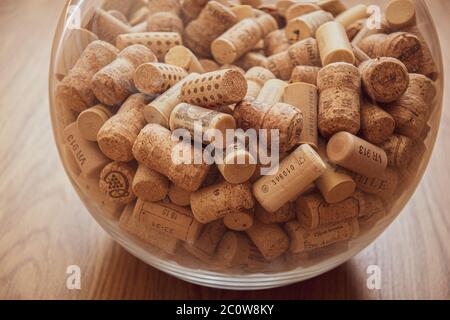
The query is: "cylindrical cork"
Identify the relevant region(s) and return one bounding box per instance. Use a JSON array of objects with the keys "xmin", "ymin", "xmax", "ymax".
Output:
[
  {"xmin": 169, "ymin": 103, "xmax": 236, "ymax": 146},
  {"xmin": 91, "ymin": 45, "xmax": 157, "ymax": 106},
  {"xmin": 245, "ymin": 67, "xmax": 276, "ymax": 98},
  {"xmin": 407, "ymin": 73, "xmax": 437, "ymax": 106},
  {"xmin": 99, "ymin": 161, "xmax": 137, "ymax": 205},
  {"xmin": 379, "ymin": 134, "xmax": 413, "ymax": 169},
  {"xmin": 215, "ymin": 232, "xmax": 251, "ymax": 267},
  {"xmin": 211, "ymin": 14, "xmax": 278, "ymax": 64},
  {"xmin": 316, "ymin": 21, "xmax": 355, "ymax": 66},
  {"xmin": 264, "ymin": 50, "xmax": 295, "ymax": 80},
  {"xmin": 285, "ymin": 218, "xmax": 358, "ymax": 253},
  {"xmin": 335, "ymin": 4, "xmax": 369, "ymax": 28},
  {"xmin": 230, "ymin": 5, "xmax": 255, "ymax": 21},
  {"xmin": 87, "ymin": 9, "xmax": 132, "ymax": 44},
  {"xmin": 241, "ymin": 0, "xmax": 263, "ymax": 8},
  {"xmin": 180, "ymin": 69, "xmax": 247, "ymax": 108},
  {"xmin": 181, "ymin": 0, "xmax": 208, "ymax": 21},
  {"xmin": 147, "ymin": 12, "xmax": 184, "ymax": 34},
  {"xmin": 216, "ymin": 144, "xmax": 257, "ymax": 184},
  {"xmin": 101, "ymin": 0, "xmax": 135, "ymax": 16},
  {"xmin": 385, "ymin": 0, "xmax": 416, "ymax": 29},
  {"xmin": 358, "ymin": 194, "xmax": 386, "ymax": 231},
  {"xmin": 190, "ymin": 181, "xmax": 255, "ymax": 224},
  {"xmin": 285, "ymin": 3, "xmax": 320, "ymax": 21},
  {"xmin": 116, "ymin": 32, "xmax": 183, "ymax": 61},
  {"xmin": 256, "ymin": 79, "xmax": 288, "ymax": 106},
  {"xmin": 165, "ymin": 45, "xmax": 205, "ymax": 73},
  {"xmin": 283, "ymin": 82, "xmax": 318, "ymax": 150},
  {"xmin": 77, "ymin": 104, "xmax": 114, "ymax": 141},
  {"xmin": 317, "ymin": 62, "xmax": 361, "ymax": 138},
  {"xmin": 288, "ymin": 37, "xmax": 322, "ymax": 68},
  {"xmin": 315, "ymin": 163, "xmax": 356, "ymax": 204},
  {"xmin": 359, "ymin": 57, "xmax": 409, "ymax": 103},
  {"xmin": 297, "ymin": 191, "xmax": 364, "ymax": 229},
  {"xmin": 264, "ymin": 29, "xmax": 290, "ymax": 56},
  {"xmin": 184, "ymin": 219, "xmax": 227, "ymax": 262},
  {"xmin": 63, "ymin": 145, "xmax": 82, "ymax": 177},
  {"xmin": 255, "ymin": 202, "xmax": 295, "ymax": 224},
  {"xmin": 289, "ymin": 66, "xmax": 320, "ymax": 85},
  {"xmin": 97, "ymin": 94, "xmax": 150, "ymax": 162},
  {"xmin": 199, "ymin": 59, "xmax": 220, "ymax": 73},
  {"xmin": 63, "ymin": 122, "xmax": 110, "ymax": 178},
  {"xmin": 285, "ymin": 10, "xmax": 333, "ymax": 43},
  {"xmin": 253, "ymin": 144, "xmax": 327, "ymax": 213},
  {"xmin": 133, "ymin": 199, "xmax": 203, "ymax": 243},
  {"xmin": 246, "ymin": 220, "xmax": 290, "ymax": 261},
  {"xmin": 223, "ymin": 210, "xmax": 254, "ymax": 231},
  {"xmin": 317, "ymin": 0, "xmax": 347, "ymax": 16},
  {"xmin": 134, "ymin": 62, "xmax": 188, "ymax": 95},
  {"xmin": 132, "ymin": 124, "xmax": 210, "ymax": 192},
  {"xmin": 327, "ymin": 132, "xmax": 388, "ymax": 178},
  {"xmin": 233, "ymin": 98, "xmax": 304, "ymax": 152},
  {"xmin": 360, "ymin": 100, "xmax": 396, "ymax": 144},
  {"xmin": 346, "ymin": 19, "xmax": 365, "ymax": 41},
  {"xmin": 129, "ymin": 6, "xmax": 150, "ymax": 25},
  {"xmin": 119, "ymin": 203, "xmax": 180, "ymax": 254},
  {"xmin": 56, "ymin": 41, "xmax": 119, "ymax": 113},
  {"xmin": 168, "ymin": 184, "xmax": 192, "ymax": 207},
  {"xmin": 184, "ymin": 1, "xmax": 237, "ymax": 57},
  {"xmin": 132, "ymin": 165, "xmax": 170, "ymax": 202},
  {"xmin": 143, "ymin": 73, "xmax": 198, "ymax": 127}
]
